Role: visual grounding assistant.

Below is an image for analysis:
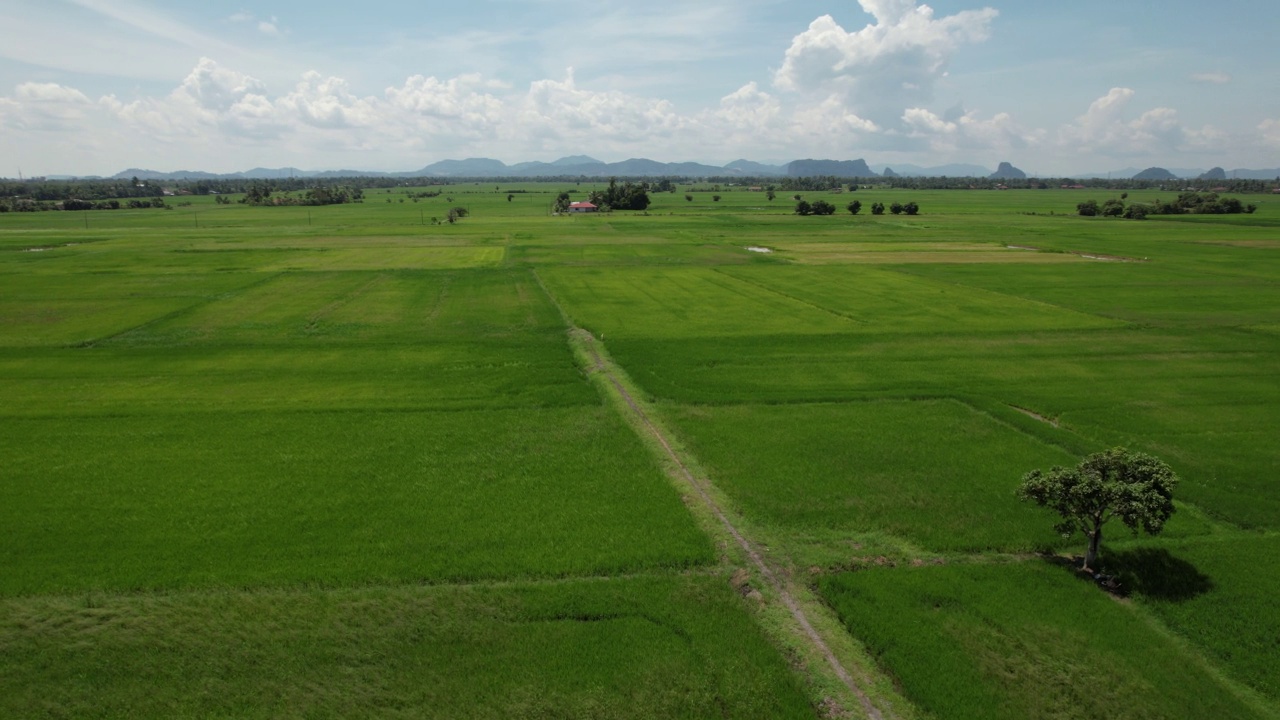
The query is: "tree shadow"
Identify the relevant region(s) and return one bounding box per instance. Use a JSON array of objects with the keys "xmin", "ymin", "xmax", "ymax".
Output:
[
  {"xmin": 1039, "ymin": 548, "xmax": 1214, "ymax": 601},
  {"xmin": 1099, "ymin": 548, "xmax": 1215, "ymax": 602}
]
